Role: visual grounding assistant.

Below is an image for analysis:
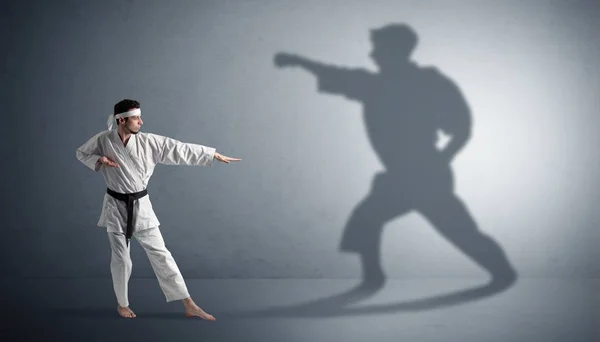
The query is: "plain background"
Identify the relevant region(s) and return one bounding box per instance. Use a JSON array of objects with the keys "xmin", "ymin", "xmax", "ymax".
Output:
[{"xmin": 2, "ymin": 0, "xmax": 599, "ymax": 282}]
